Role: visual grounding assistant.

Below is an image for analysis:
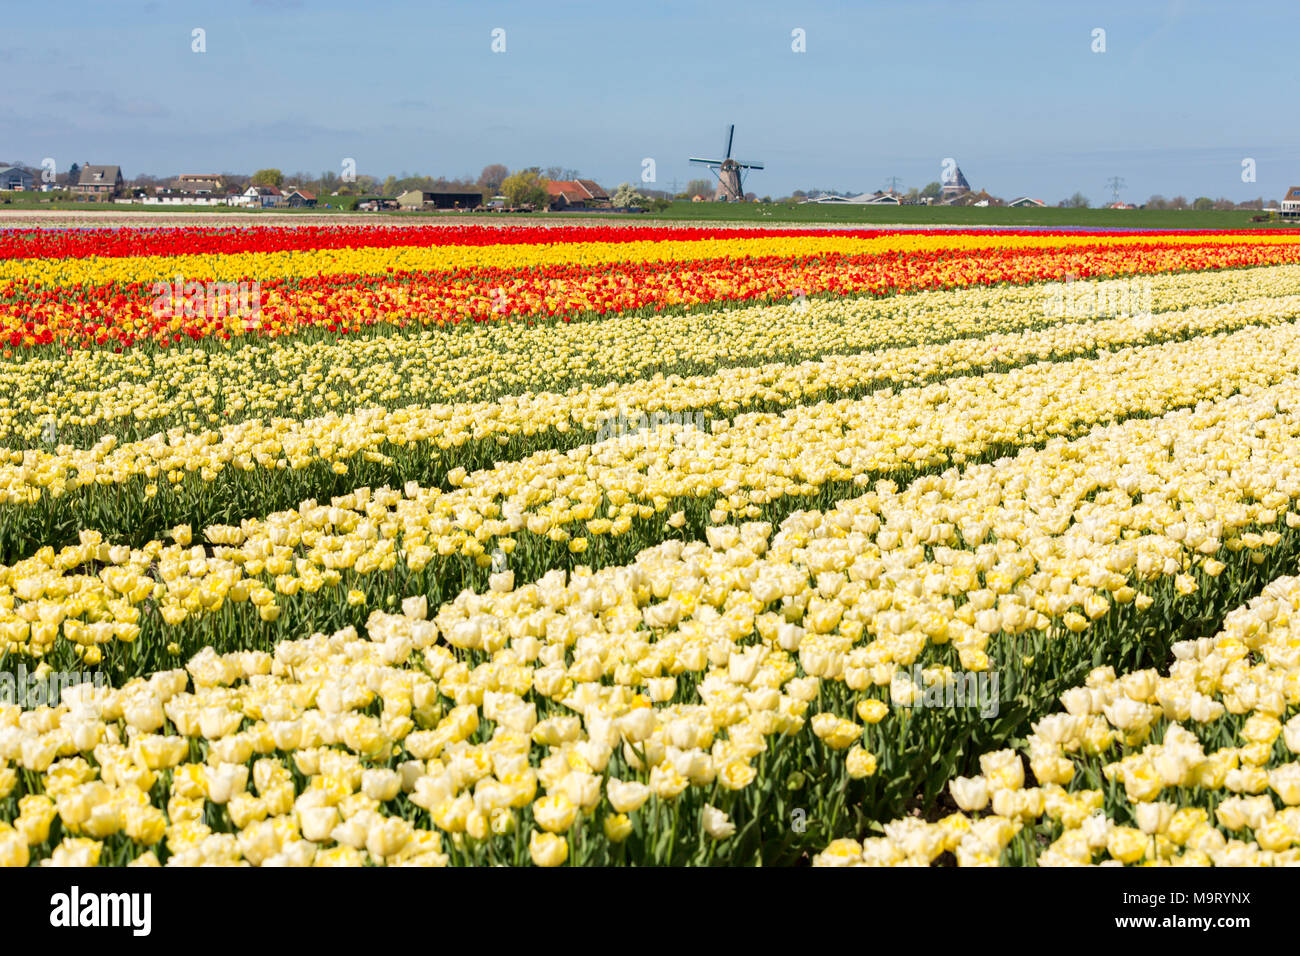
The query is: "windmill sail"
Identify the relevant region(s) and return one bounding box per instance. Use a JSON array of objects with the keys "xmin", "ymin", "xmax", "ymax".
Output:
[{"xmin": 690, "ymin": 125, "xmax": 762, "ymax": 201}]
